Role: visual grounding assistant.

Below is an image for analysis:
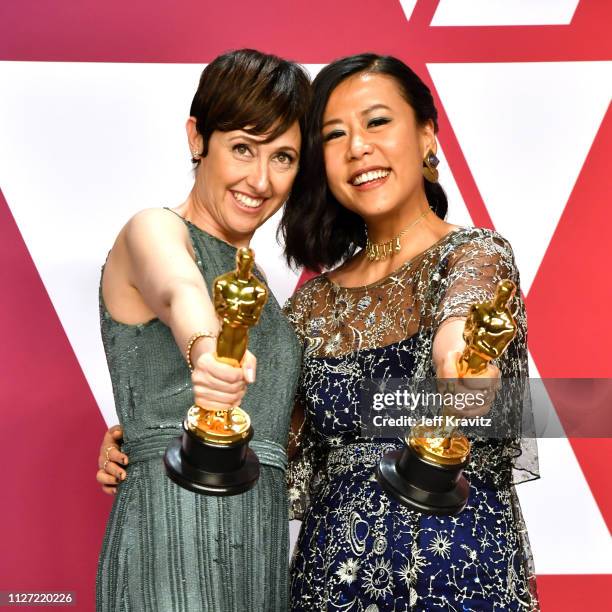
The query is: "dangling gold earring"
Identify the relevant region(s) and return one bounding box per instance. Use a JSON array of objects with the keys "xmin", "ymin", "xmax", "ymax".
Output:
[{"xmin": 422, "ymin": 149, "xmax": 440, "ymax": 183}]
